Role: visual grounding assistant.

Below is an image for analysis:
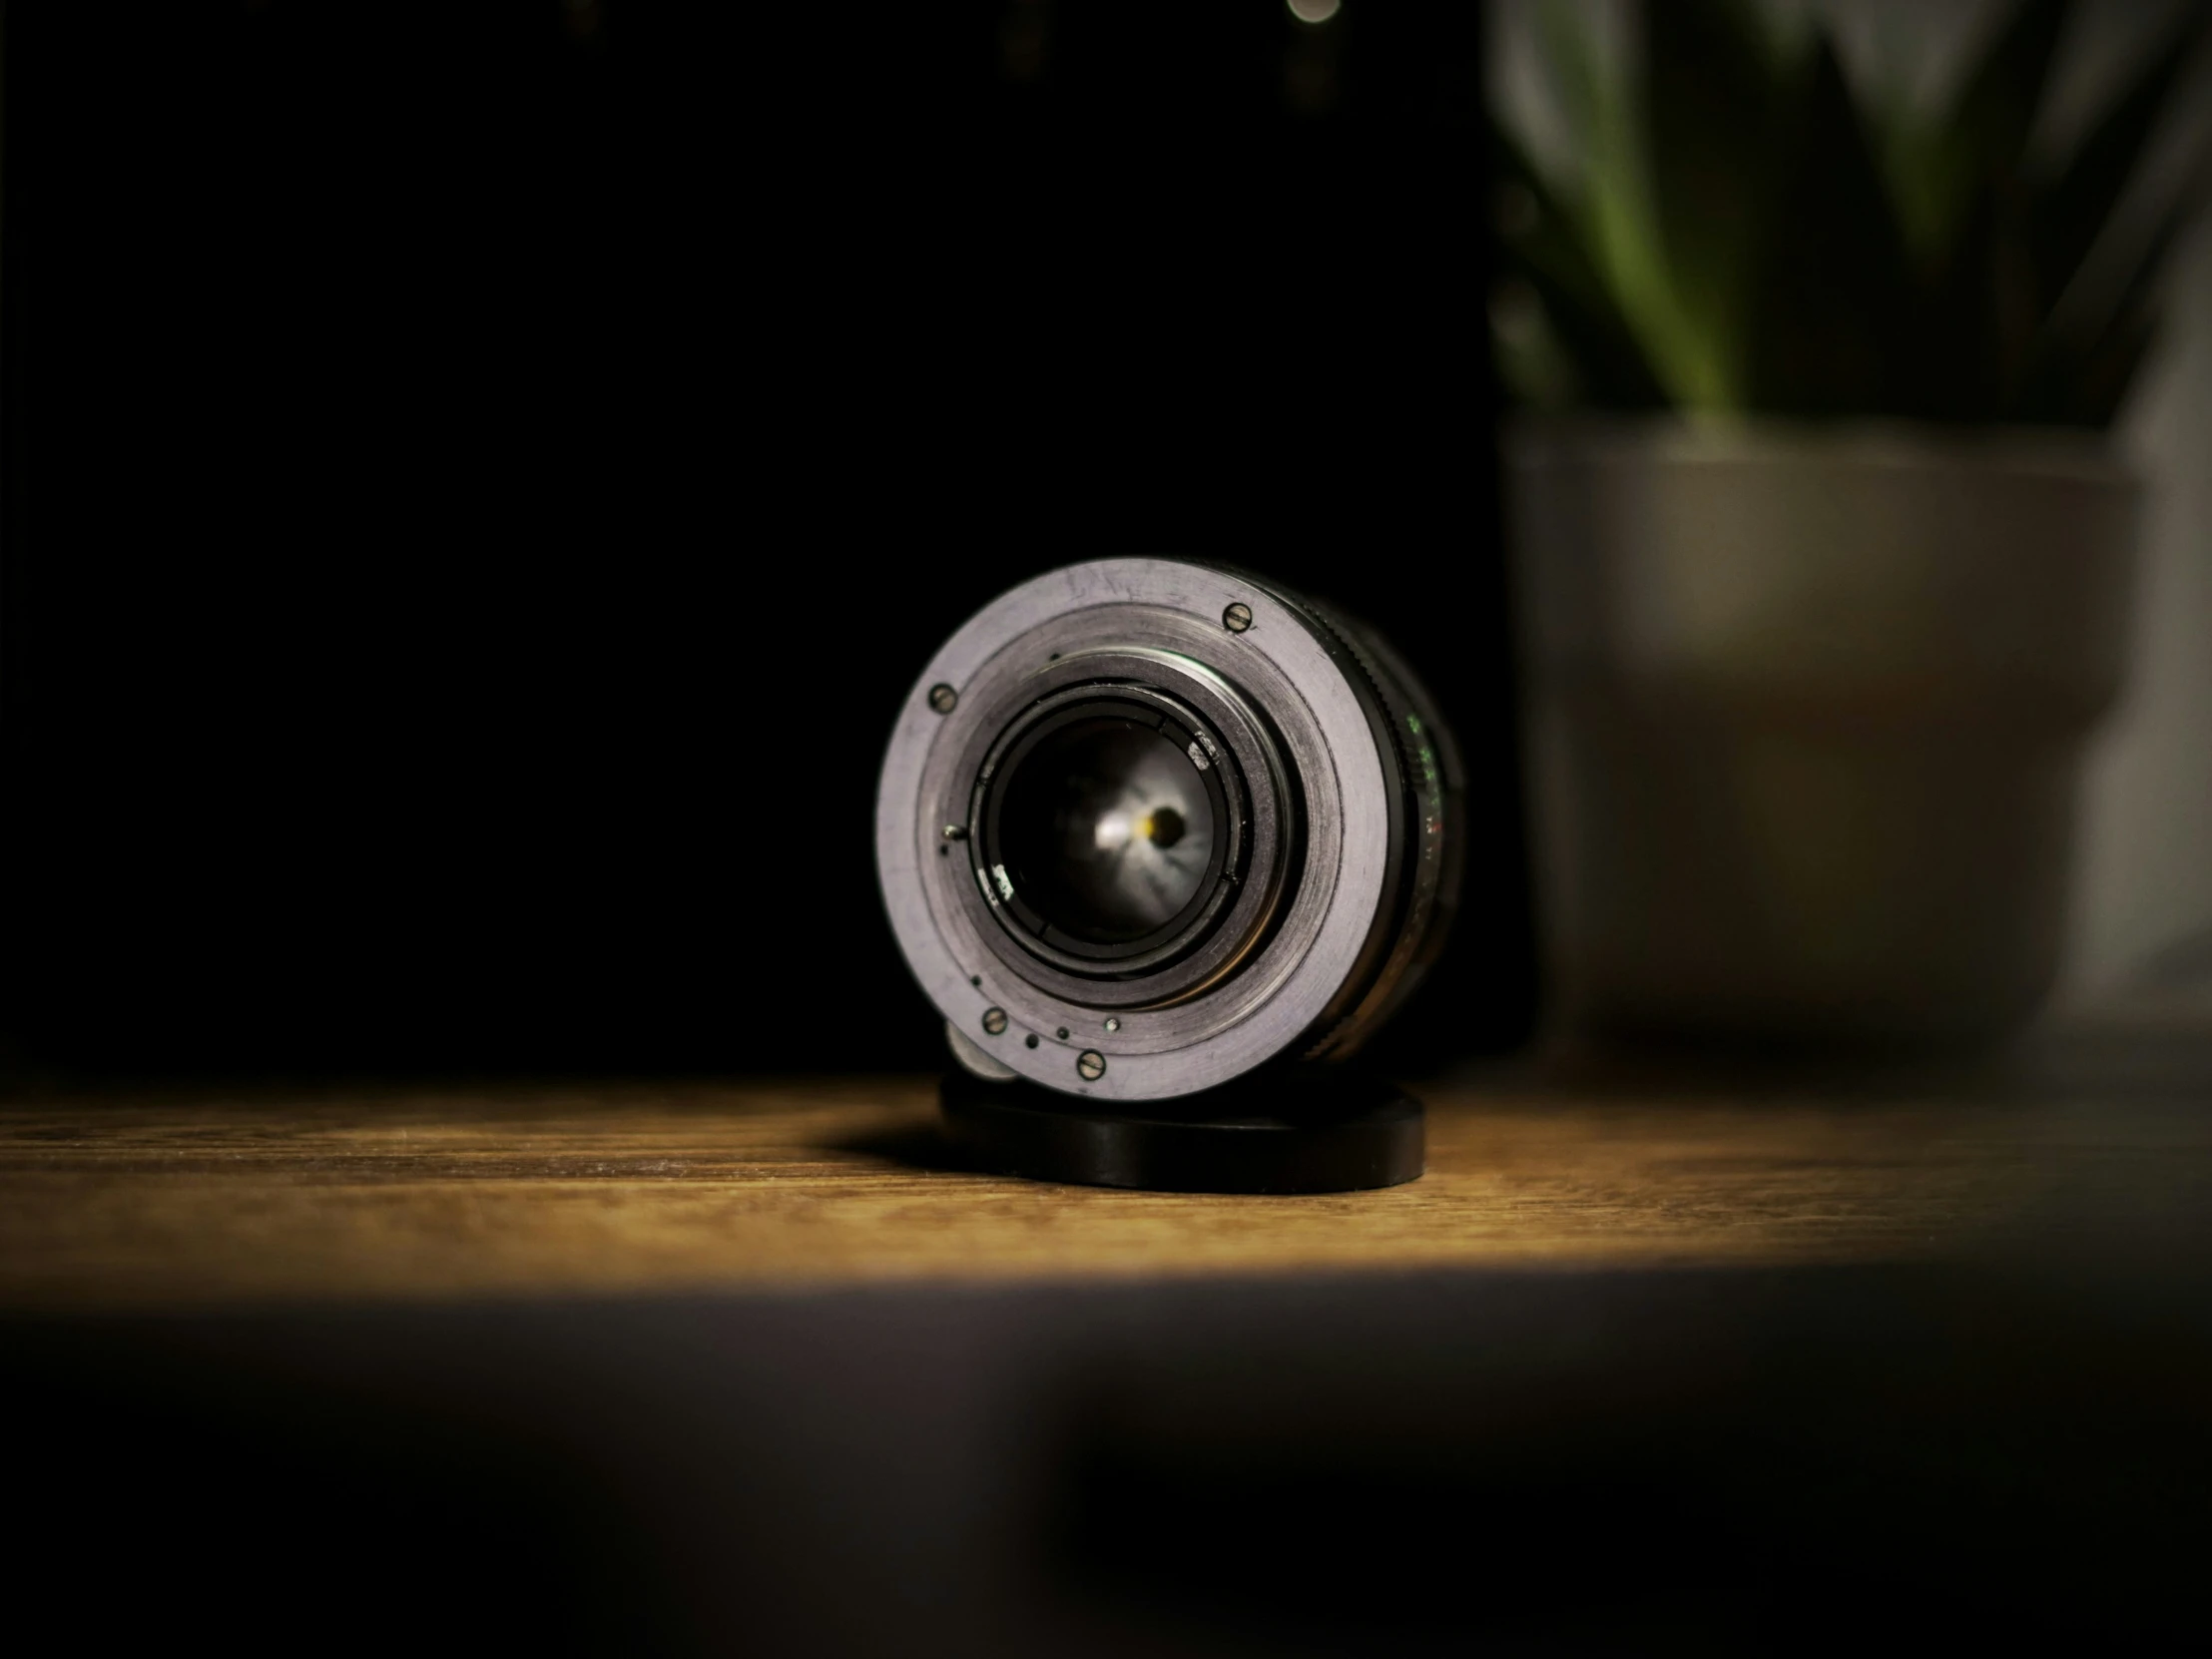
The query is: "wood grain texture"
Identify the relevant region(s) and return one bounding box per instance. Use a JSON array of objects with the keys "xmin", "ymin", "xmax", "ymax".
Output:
[{"xmin": 5, "ymin": 1061, "xmax": 2206, "ymax": 1310}]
